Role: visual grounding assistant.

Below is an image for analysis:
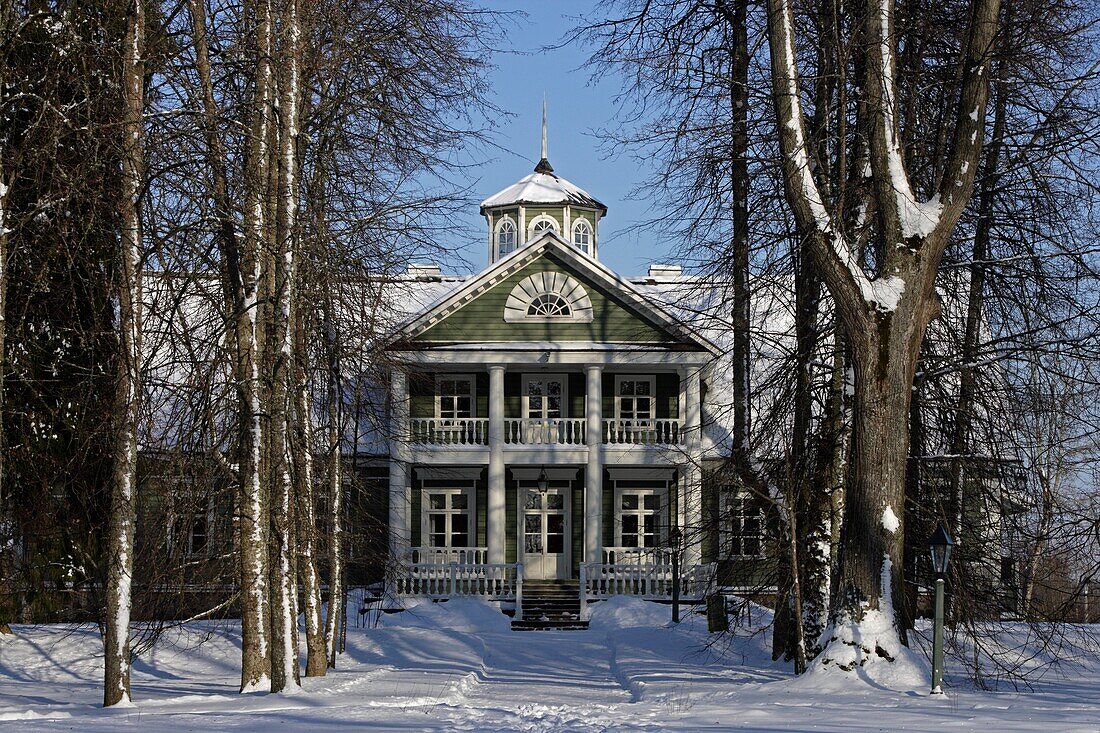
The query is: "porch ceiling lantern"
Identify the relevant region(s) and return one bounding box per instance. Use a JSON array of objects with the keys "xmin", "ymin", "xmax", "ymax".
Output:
[
  {"xmin": 537, "ymin": 467, "xmax": 550, "ymax": 494},
  {"xmin": 929, "ymin": 523, "xmax": 955, "ymax": 578}
]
